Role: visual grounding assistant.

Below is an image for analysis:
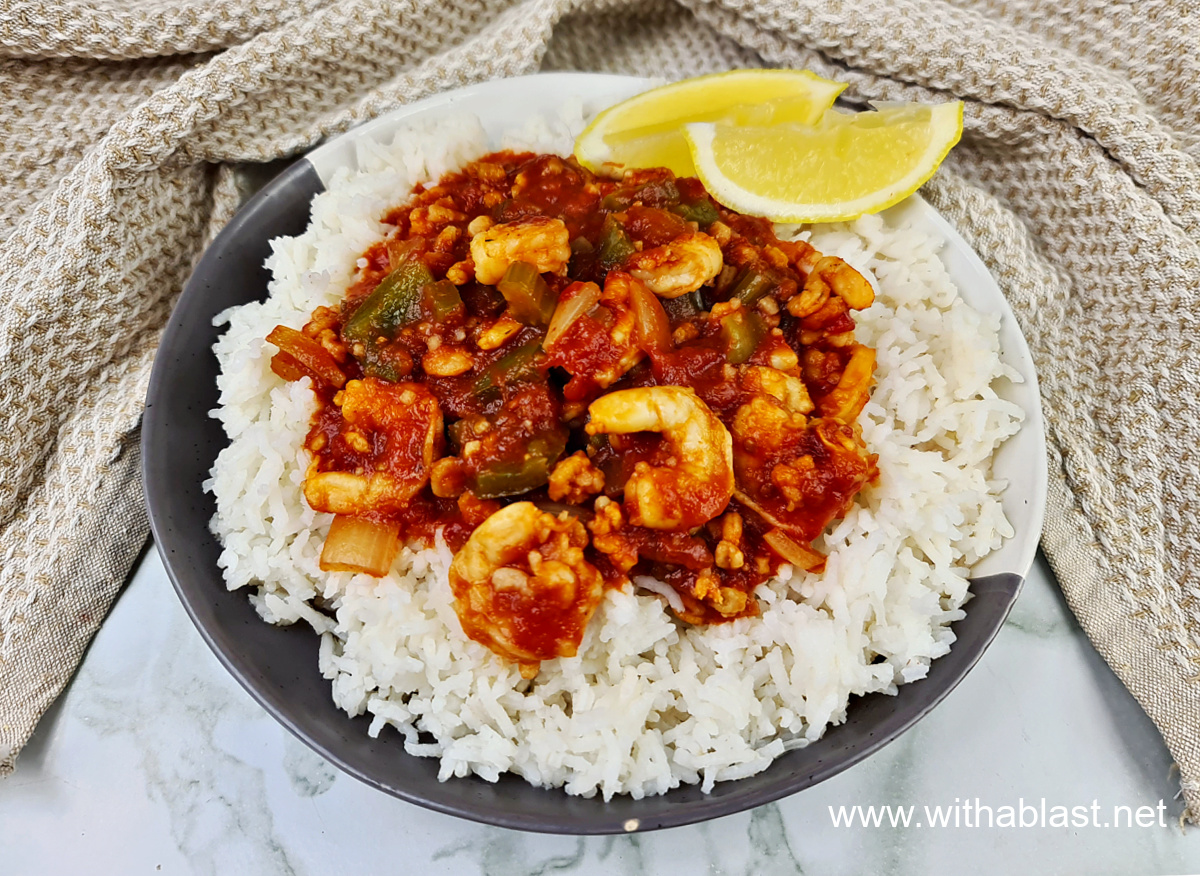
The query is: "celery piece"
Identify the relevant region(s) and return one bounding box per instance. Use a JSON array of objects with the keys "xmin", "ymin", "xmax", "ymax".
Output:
[
  {"xmin": 423, "ymin": 279, "xmax": 464, "ymax": 322},
  {"xmin": 497, "ymin": 262, "xmax": 555, "ymax": 326},
  {"xmin": 730, "ymin": 267, "xmax": 775, "ymax": 308},
  {"xmin": 721, "ymin": 309, "xmax": 767, "ymax": 364}
]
